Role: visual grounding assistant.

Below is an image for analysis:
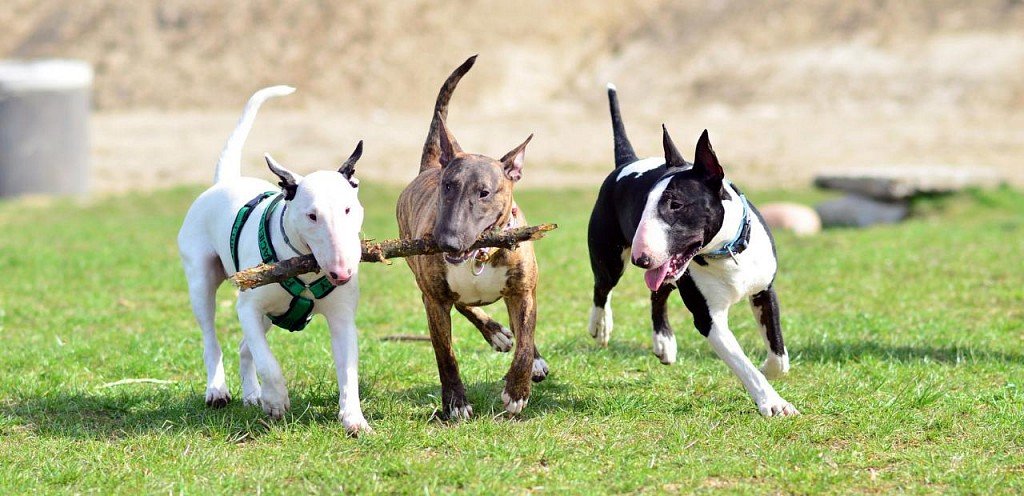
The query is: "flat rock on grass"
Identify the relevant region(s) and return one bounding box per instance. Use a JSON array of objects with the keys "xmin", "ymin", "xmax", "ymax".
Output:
[
  {"xmin": 814, "ymin": 166, "xmax": 1004, "ymax": 201},
  {"xmin": 815, "ymin": 194, "xmax": 909, "ymax": 228}
]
